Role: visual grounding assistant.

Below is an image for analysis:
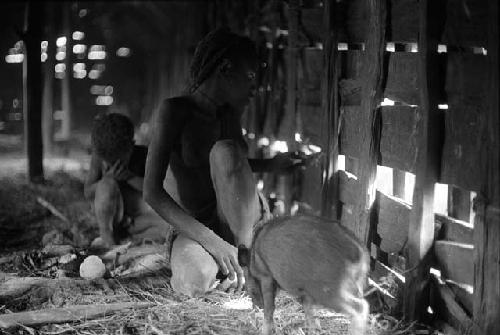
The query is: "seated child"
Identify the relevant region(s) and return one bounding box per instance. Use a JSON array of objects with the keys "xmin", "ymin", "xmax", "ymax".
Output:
[{"xmin": 84, "ymin": 112, "xmax": 170, "ymax": 248}]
